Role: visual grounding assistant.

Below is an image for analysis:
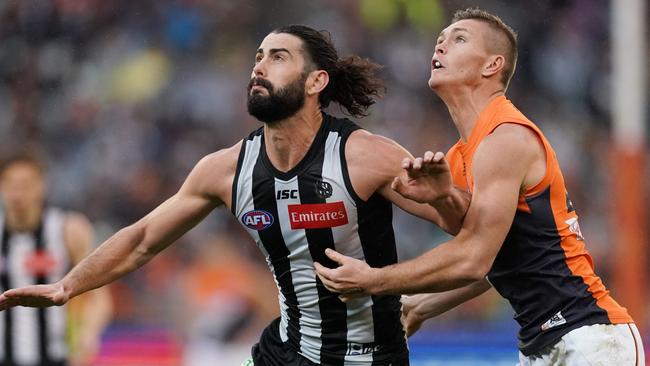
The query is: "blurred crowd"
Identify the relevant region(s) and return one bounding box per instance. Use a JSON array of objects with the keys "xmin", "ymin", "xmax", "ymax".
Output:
[{"xmin": 0, "ymin": 0, "xmax": 645, "ymax": 362}]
